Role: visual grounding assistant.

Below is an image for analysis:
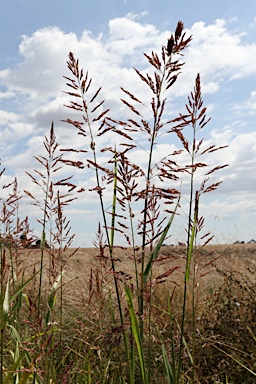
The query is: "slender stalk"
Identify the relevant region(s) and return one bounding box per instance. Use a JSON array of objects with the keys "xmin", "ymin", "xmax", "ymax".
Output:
[
  {"xmin": 110, "ymin": 151, "xmax": 134, "ymax": 383},
  {"xmin": 139, "ymin": 64, "xmax": 166, "ymax": 341},
  {"xmin": 37, "ymin": 151, "xmax": 52, "ymax": 317},
  {"xmin": 177, "ymin": 117, "xmax": 197, "ymax": 378},
  {"xmin": 59, "ymin": 198, "xmax": 63, "ymax": 367},
  {"xmin": 0, "ymin": 244, "xmax": 4, "ymax": 384},
  {"xmin": 191, "ymin": 240, "xmax": 197, "ymax": 383}
]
